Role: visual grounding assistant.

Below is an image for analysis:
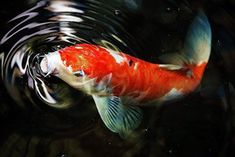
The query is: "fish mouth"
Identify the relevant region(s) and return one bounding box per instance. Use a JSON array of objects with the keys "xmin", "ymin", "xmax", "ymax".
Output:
[
  {"xmin": 39, "ymin": 52, "xmax": 61, "ymax": 76},
  {"xmin": 40, "ymin": 56, "xmax": 49, "ymax": 74},
  {"xmin": 39, "ymin": 55, "xmax": 56, "ymax": 76}
]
